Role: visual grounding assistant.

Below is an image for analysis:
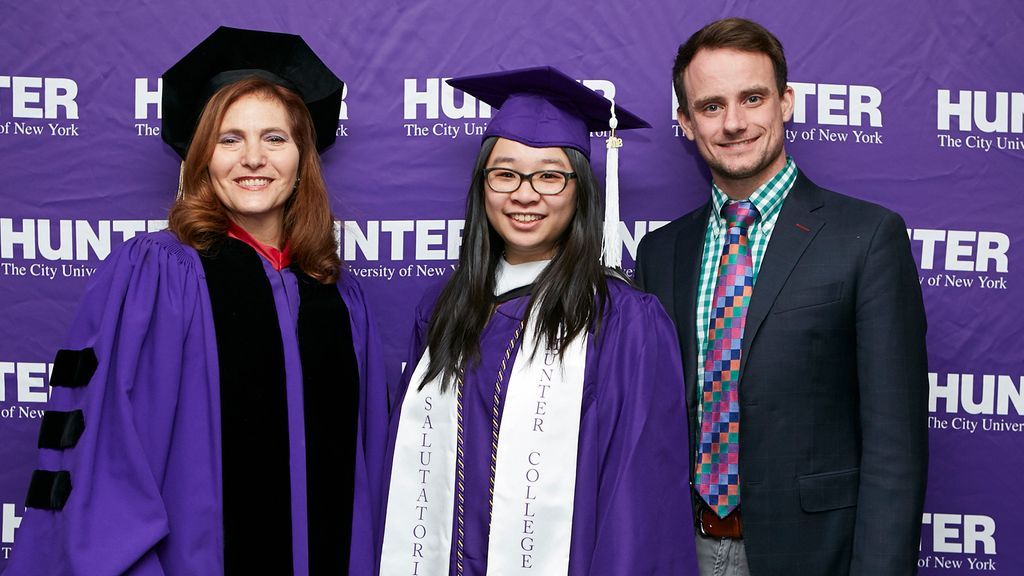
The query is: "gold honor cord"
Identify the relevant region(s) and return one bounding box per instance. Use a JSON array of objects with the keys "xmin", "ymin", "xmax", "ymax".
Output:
[{"xmin": 453, "ymin": 319, "xmax": 525, "ymax": 576}]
